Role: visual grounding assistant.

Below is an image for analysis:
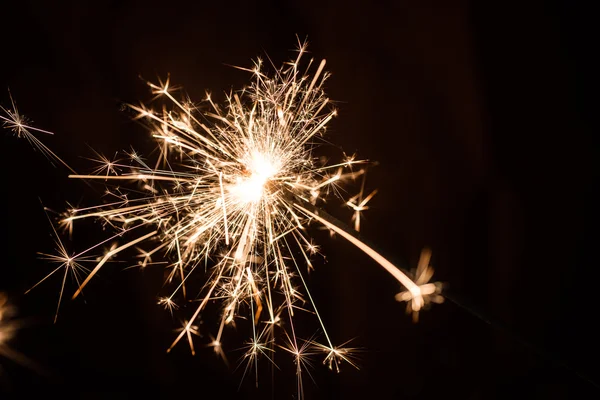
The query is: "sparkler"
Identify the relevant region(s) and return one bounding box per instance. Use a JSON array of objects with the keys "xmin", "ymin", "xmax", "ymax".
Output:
[{"xmin": 30, "ymin": 40, "xmax": 441, "ymax": 395}]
